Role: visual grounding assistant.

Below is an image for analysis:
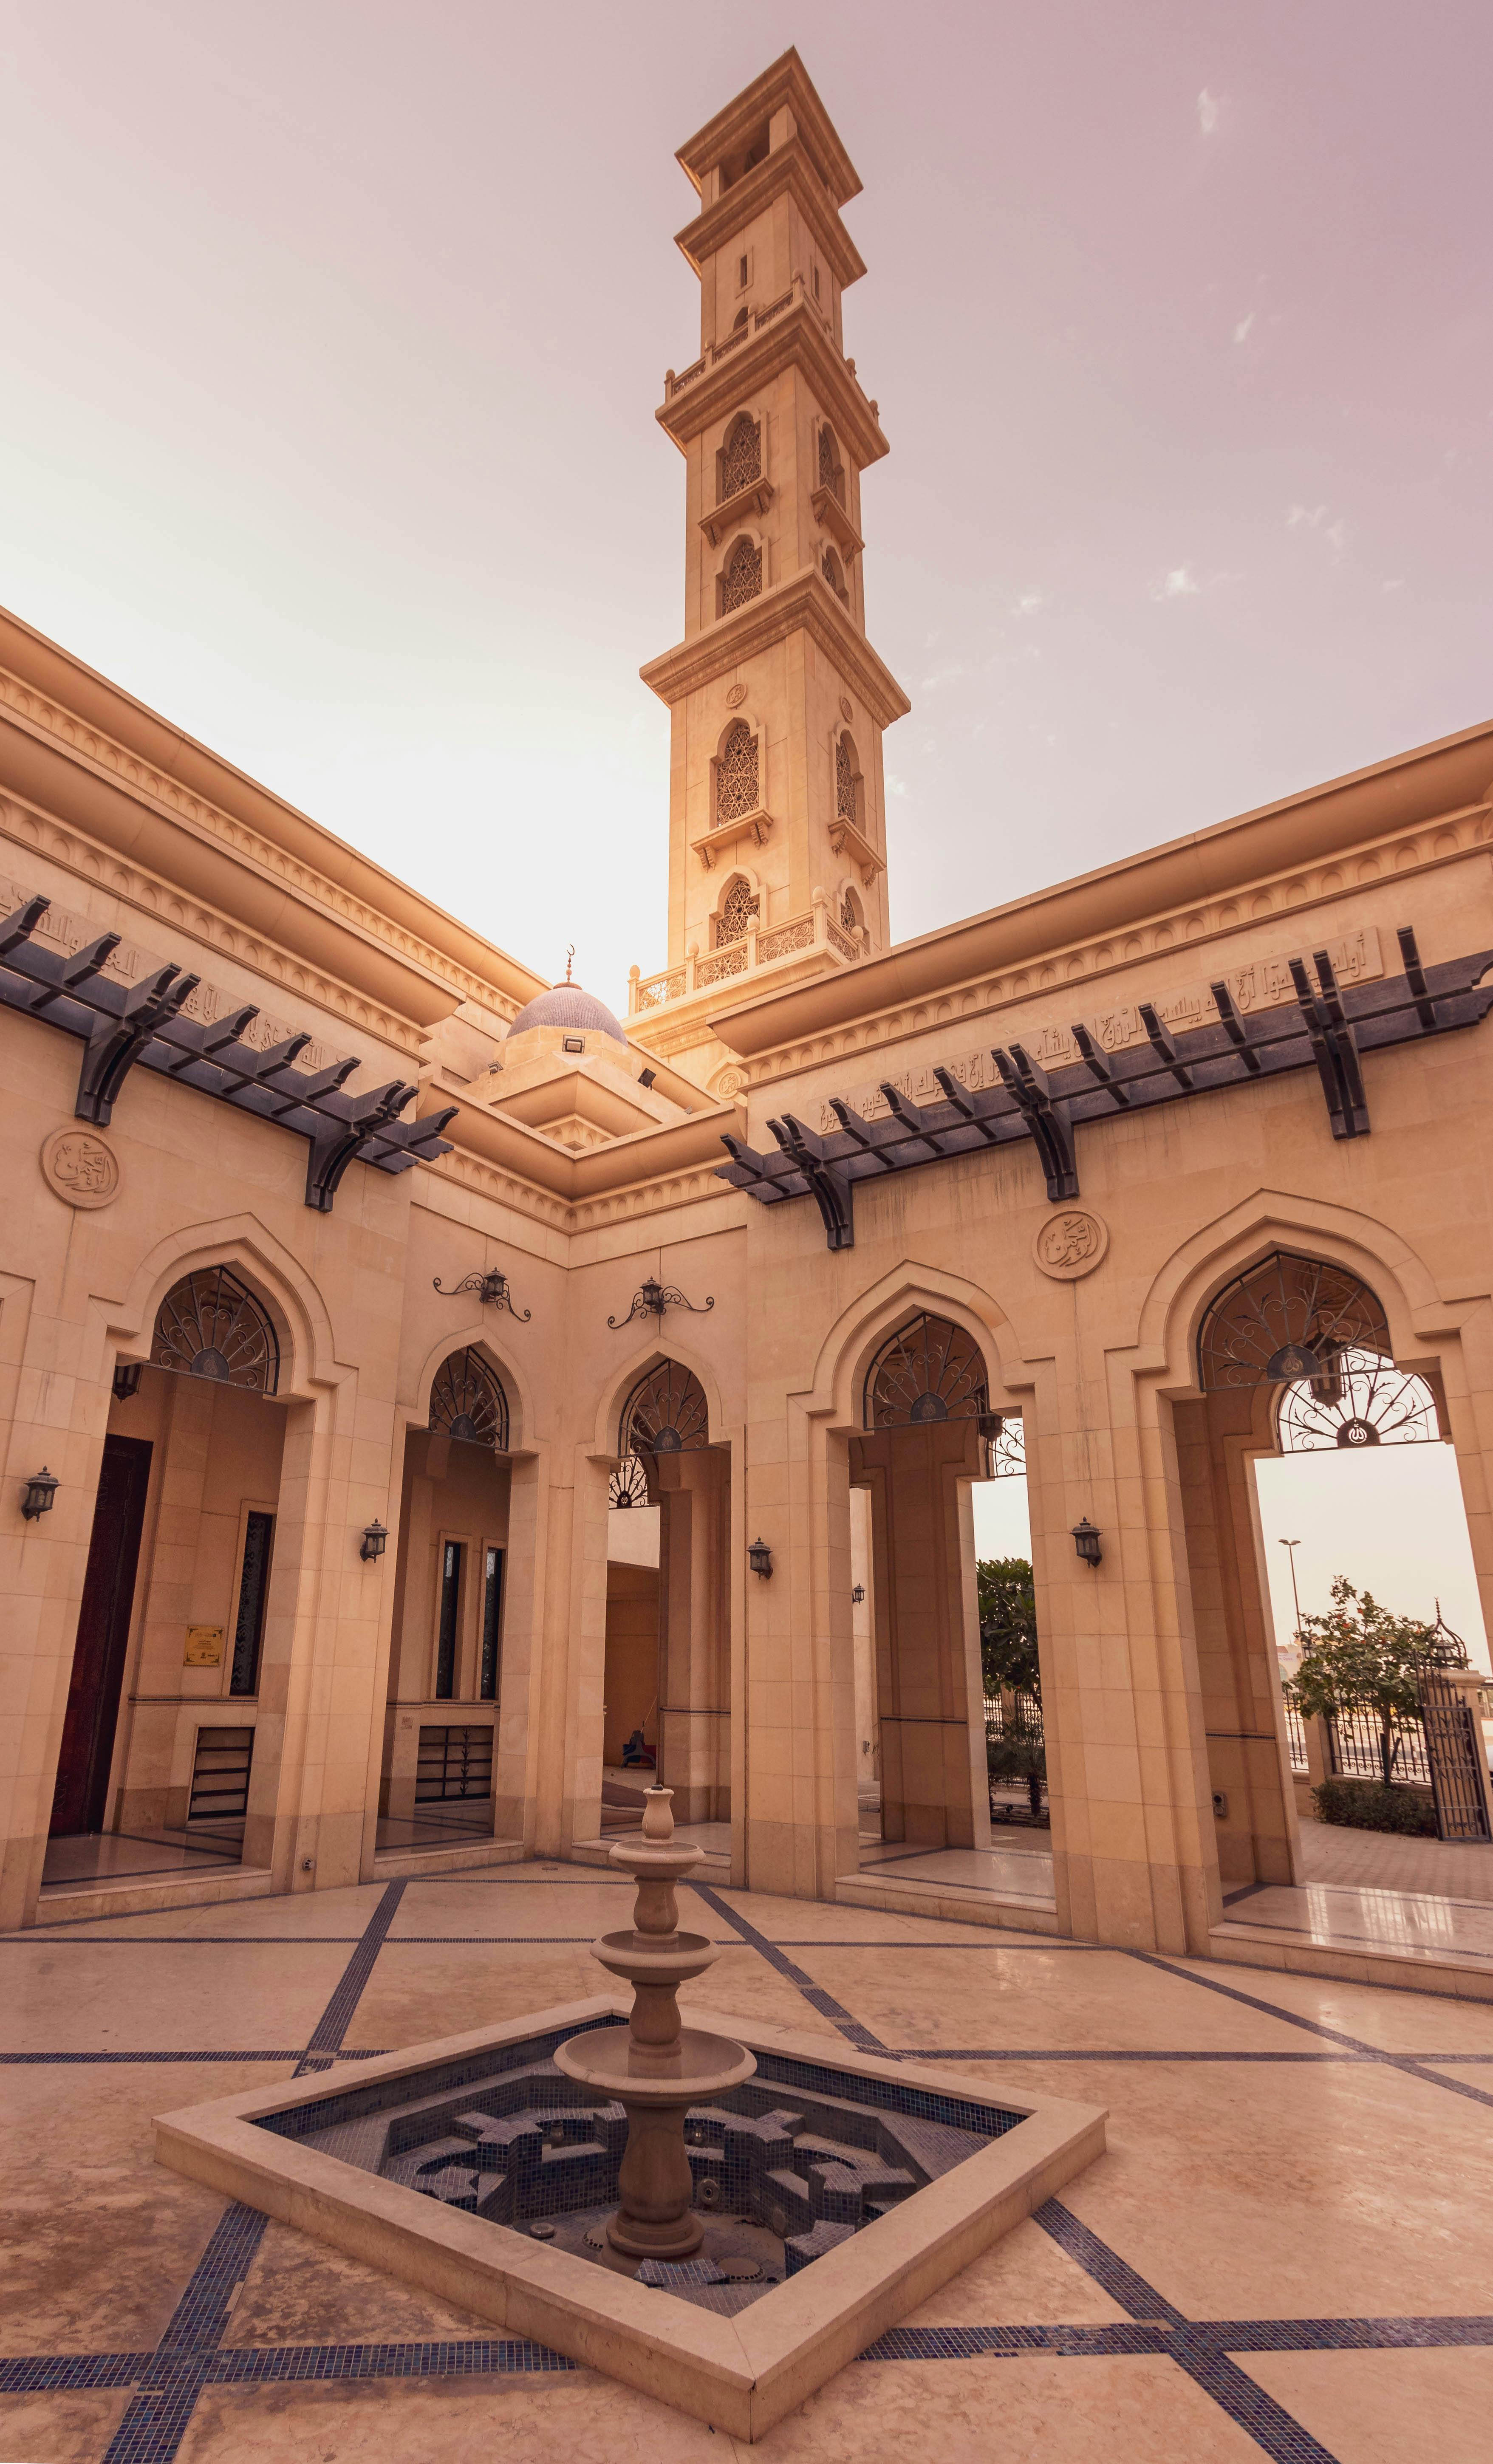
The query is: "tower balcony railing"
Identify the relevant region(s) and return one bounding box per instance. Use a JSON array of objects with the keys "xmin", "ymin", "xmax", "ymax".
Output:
[
  {"xmin": 628, "ymin": 888, "xmax": 864, "ymax": 1016},
  {"xmin": 664, "ymin": 275, "xmax": 834, "ymax": 399}
]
